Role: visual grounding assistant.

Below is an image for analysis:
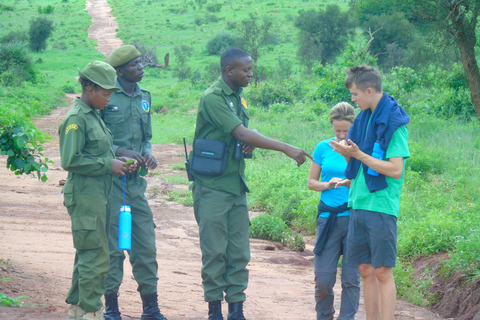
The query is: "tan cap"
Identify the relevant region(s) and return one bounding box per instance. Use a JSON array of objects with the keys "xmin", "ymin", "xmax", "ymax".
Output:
[
  {"xmin": 107, "ymin": 45, "xmax": 142, "ymax": 68},
  {"xmin": 78, "ymin": 61, "xmax": 120, "ymax": 91}
]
